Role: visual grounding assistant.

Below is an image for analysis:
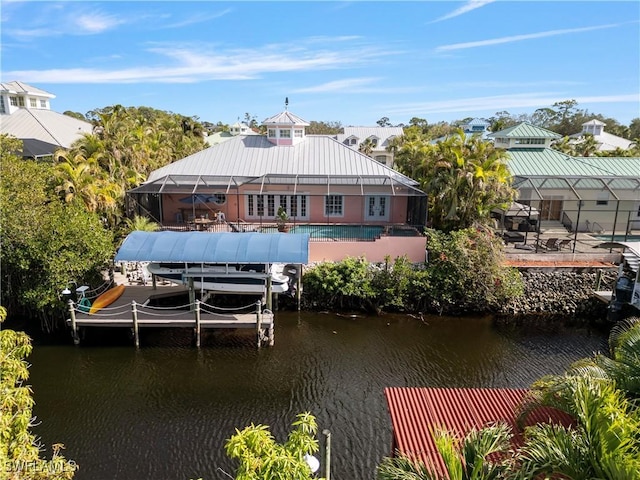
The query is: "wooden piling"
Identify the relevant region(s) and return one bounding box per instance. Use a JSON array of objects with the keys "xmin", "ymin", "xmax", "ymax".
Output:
[
  {"xmin": 195, "ymin": 299, "xmax": 201, "ymax": 348},
  {"xmin": 266, "ymin": 276, "xmax": 272, "ymax": 310},
  {"xmin": 256, "ymin": 300, "xmax": 262, "ymax": 349},
  {"xmin": 296, "ymin": 264, "xmax": 303, "ymax": 311},
  {"xmin": 132, "ymin": 301, "xmax": 139, "ymax": 348},
  {"xmin": 69, "ymin": 300, "xmax": 79, "ymax": 345}
]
